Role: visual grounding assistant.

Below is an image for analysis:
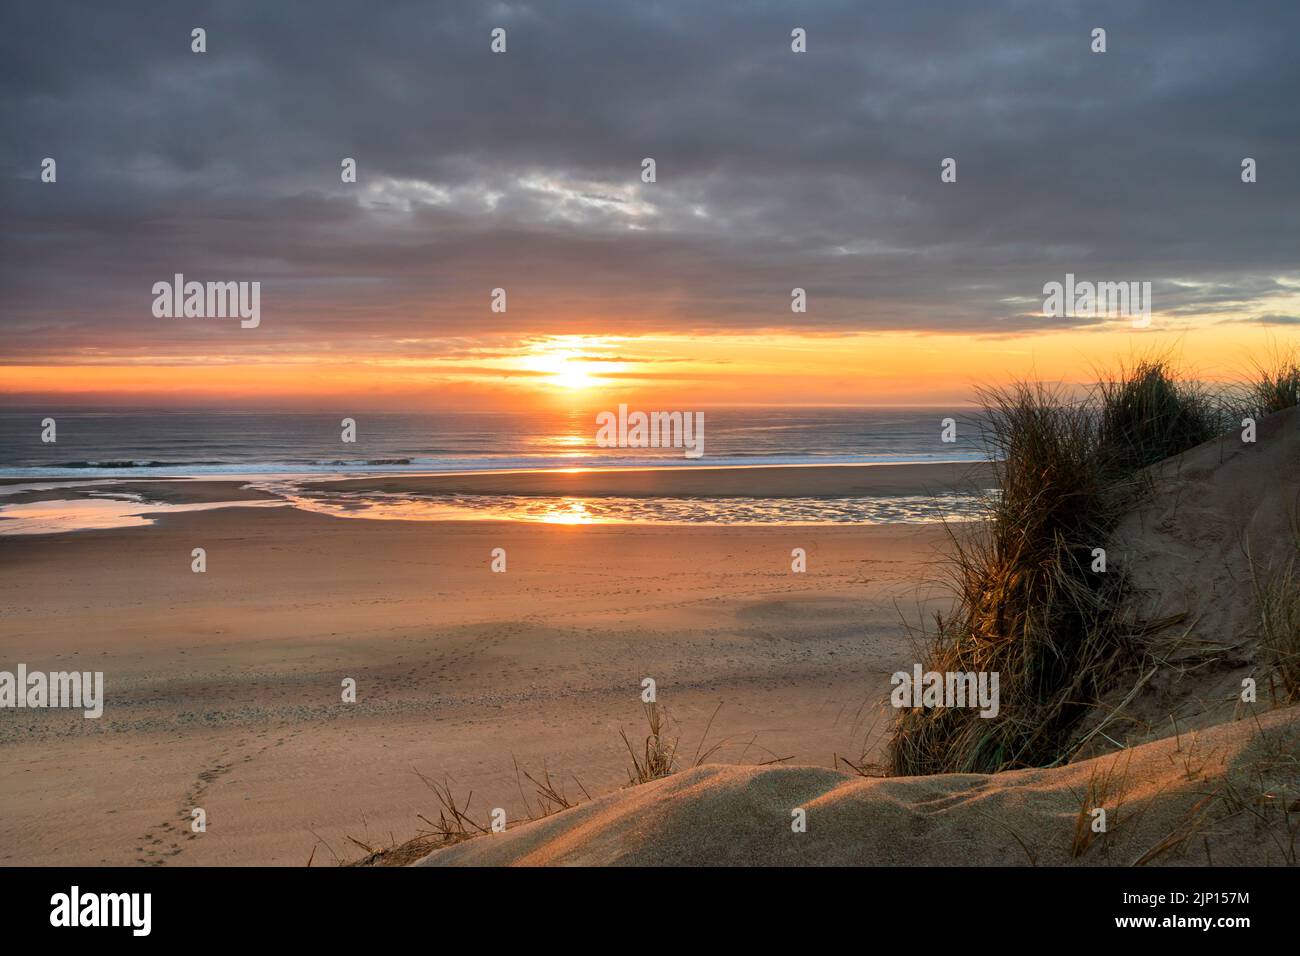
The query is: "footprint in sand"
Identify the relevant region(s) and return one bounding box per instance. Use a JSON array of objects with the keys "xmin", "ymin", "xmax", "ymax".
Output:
[{"xmin": 131, "ymin": 736, "xmax": 284, "ymax": 865}]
